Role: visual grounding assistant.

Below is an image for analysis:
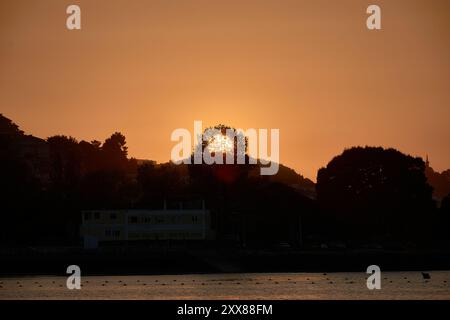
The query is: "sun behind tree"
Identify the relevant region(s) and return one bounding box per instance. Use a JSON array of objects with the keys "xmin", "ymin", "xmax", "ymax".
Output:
[
  {"xmin": 199, "ymin": 124, "xmax": 247, "ymax": 159},
  {"xmin": 206, "ymin": 134, "xmax": 234, "ymax": 154}
]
